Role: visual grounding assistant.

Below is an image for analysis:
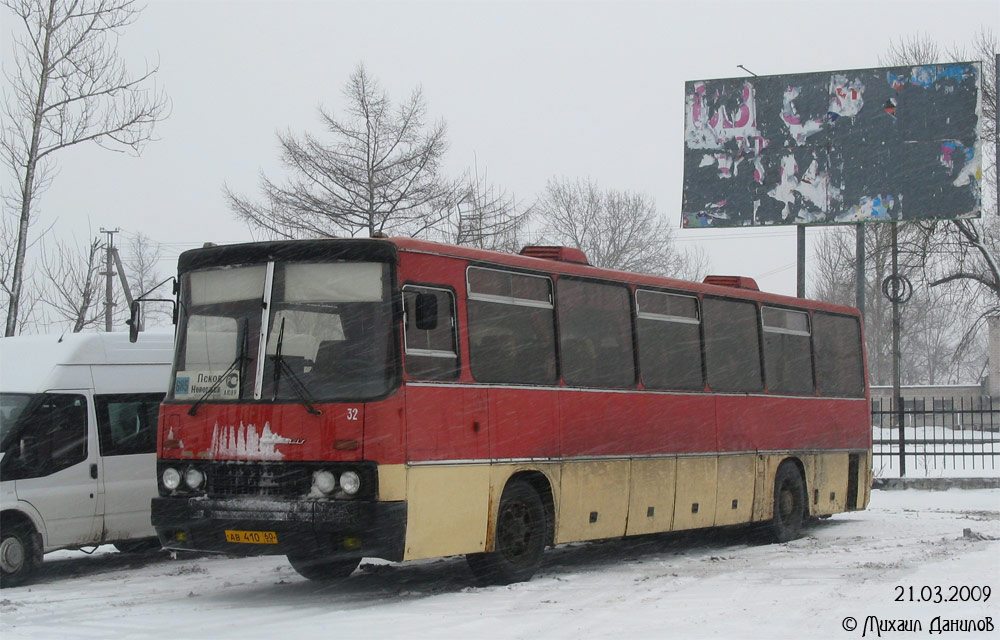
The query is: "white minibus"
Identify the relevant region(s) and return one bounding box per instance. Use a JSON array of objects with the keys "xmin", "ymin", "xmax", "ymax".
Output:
[{"xmin": 0, "ymin": 332, "xmax": 172, "ymax": 587}]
